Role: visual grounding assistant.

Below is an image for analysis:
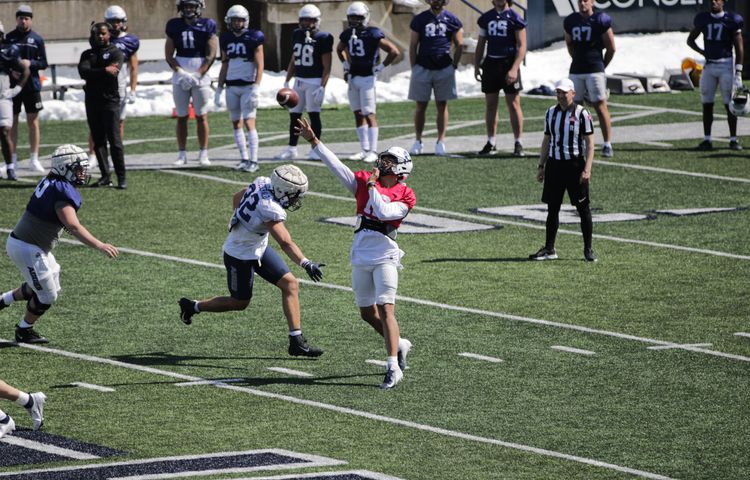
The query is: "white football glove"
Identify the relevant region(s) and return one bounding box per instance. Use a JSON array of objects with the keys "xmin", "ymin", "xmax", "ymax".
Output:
[
  {"xmin": 175, "ymin": 68, "xmax": 193, "ymax": 91},
  {"xmin": 214, "ymin": 86, "xmax": 223, "ymax": 108},
  {"xmin": 2, "ymin": 85, "xmax": 22, "ymax": 99},
  {"xmin": 373, "ymin": 63, "xmax": 385, "ymax": 75},
  {"xmin": 126, "ymin": 90, "xmax": 136, "ymax": 104},
  {"xmin": 734, "ymin": 72, "xmax": 744, "ymax": 90},
  {"xmin": 313, "ymin": 86, "xmax": 325, "ymax": 105}
]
